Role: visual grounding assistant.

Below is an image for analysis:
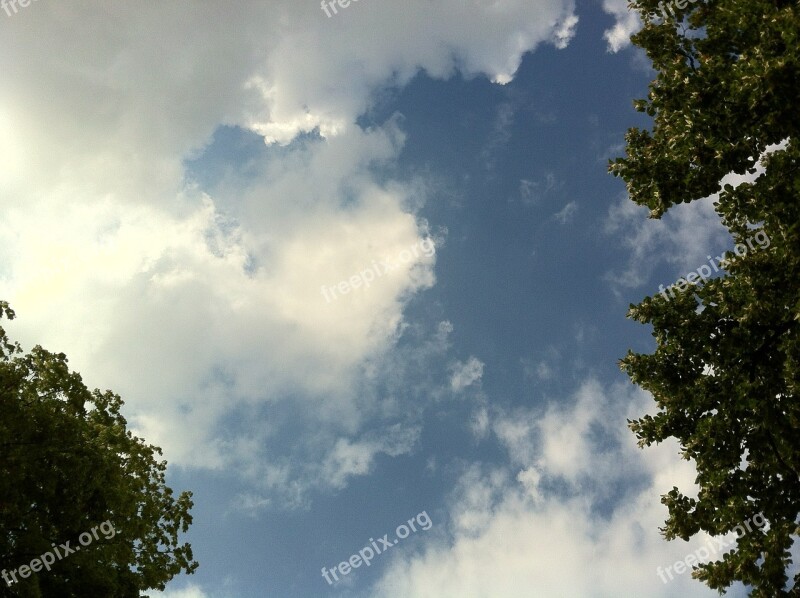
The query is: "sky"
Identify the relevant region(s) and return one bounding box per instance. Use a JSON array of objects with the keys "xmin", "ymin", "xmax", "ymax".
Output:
[{"xmin": 0, "ymin": 1, "xmax": 770, "ymax": 596}]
